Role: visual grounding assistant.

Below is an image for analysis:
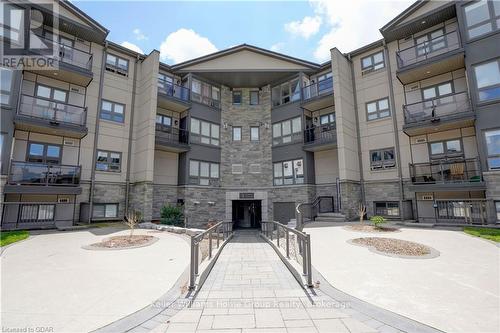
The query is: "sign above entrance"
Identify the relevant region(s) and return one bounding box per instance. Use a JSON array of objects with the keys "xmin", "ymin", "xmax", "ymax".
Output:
[{"xmin": 239, "ymin": 193, "xmax": 255, "ymax": 199}]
